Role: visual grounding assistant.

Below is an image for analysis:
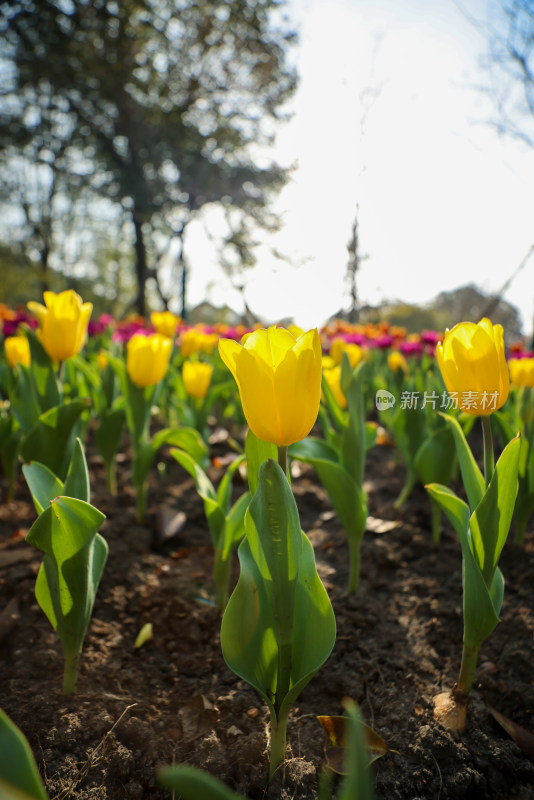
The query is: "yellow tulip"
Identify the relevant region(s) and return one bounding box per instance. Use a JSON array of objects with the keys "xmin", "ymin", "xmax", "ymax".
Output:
[
  {"xmin": 27, "ymin": 290, "xmax": 93, "ymax": 362},
  {"xmin": 508, "ymin": 357, "xmax": 534, "ymax": 388},
  {"xmin": 126, "ymin": 333, "xmax": 172, "ymax": 388},
  {"xmin": 321, "ymin": 355, "xmax": 336, "ymax": 370},
  {"xmin": 4, "ymin": 335, "xmax": 31, "ymax": 368},
  {"xmin": 180, "ymin": 327, "xmax": 218, "ymax": 357},
  {"xmin": 151, "ymin": 310, "xmax": 180, "ymax": 339},
  {"xmin": 329, "ymin": 338, "xmax": 363, "ymax": 368},
  {"xmin": 435, "ymin": 318, "xmax": 509, "ymax": 415},
  {"xmin": 182, "ymin": 360, "xmax": 213, "ymax": 399},
  {"xmin": 387, "ymin": 351, "xmax": 408, "ymax": 373},
  {"xmin": 322, "ymin": 365, "xmax": 347, "ymax": 409},
  {"xmin": 219, "ymin": 326, "xmax": 322, "ymax": 446}
]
